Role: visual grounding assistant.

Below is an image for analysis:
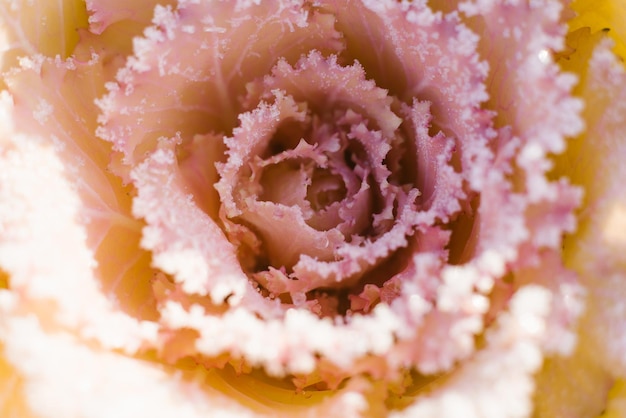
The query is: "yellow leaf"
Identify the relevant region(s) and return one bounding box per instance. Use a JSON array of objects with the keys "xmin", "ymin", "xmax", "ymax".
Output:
[{"xmin": 570, "ymin": 0, "xmax": 626, "ymax": 60}]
